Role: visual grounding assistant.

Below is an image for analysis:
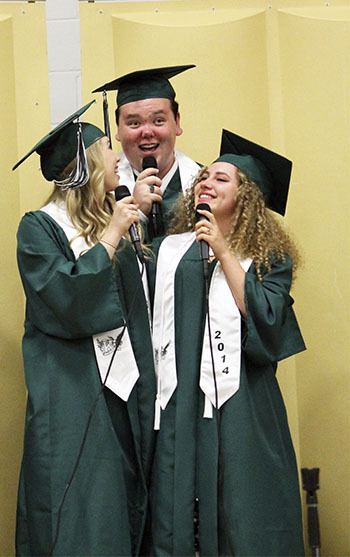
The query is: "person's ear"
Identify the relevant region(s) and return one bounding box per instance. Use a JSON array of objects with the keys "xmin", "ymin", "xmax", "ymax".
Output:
[{"xmin": 175, "ymin": 112, "xmax": 183, "ymax": 137}]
